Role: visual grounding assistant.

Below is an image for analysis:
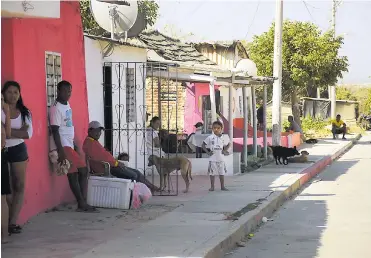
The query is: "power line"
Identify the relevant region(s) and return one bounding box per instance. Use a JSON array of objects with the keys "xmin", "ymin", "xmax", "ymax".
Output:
[
  {"xmin": 182, "ymin": 2, "xmax": 205, "ymax": 21},
  {"xmin": 303, "ymin": 1, "xmax": 316, "ymax": 23},
  {"xmin": 304, "ymin": 2, "xmax": 320, "ymax": 10},
  {"xmin": 244, "ymin": 0, "xmax": 261, "ymax": 39}
]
